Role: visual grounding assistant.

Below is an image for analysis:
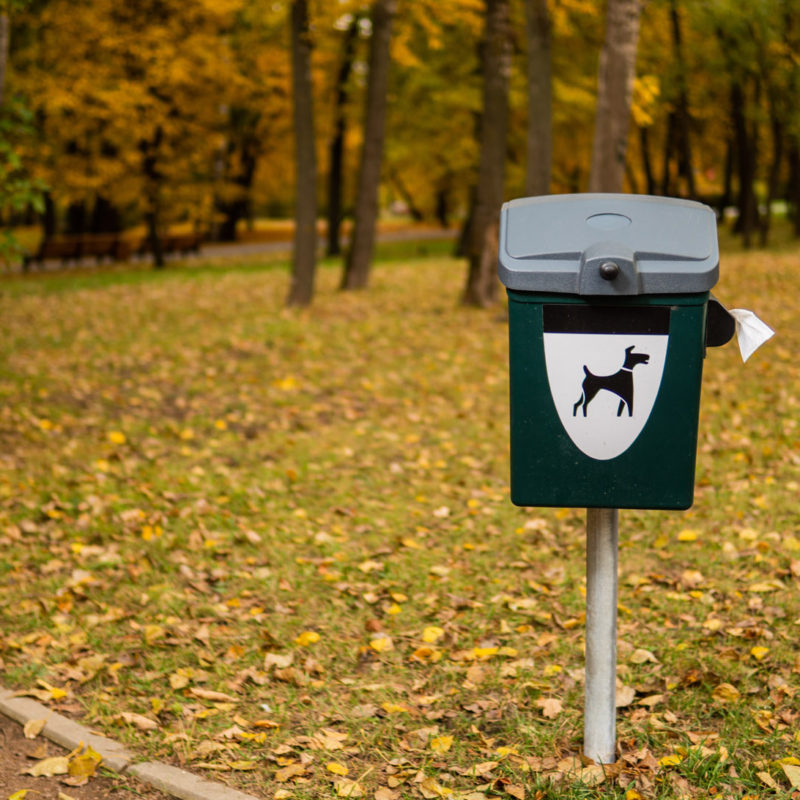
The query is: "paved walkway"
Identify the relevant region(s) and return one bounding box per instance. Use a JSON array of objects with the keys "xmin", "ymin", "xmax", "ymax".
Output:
[{"xmin": 10, "ymin": 226, "xmax": 457, "ymax": 273}]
